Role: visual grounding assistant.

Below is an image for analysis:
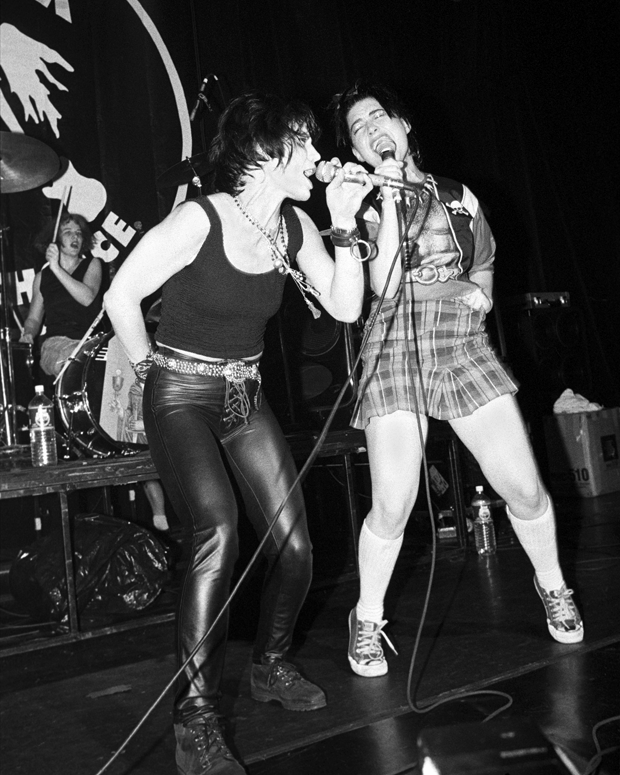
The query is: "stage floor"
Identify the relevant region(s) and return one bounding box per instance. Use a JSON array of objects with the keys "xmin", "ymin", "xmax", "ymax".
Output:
[{"xmin": 1, "ymin": 492, "xmax": 618, "ymax": 775}]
